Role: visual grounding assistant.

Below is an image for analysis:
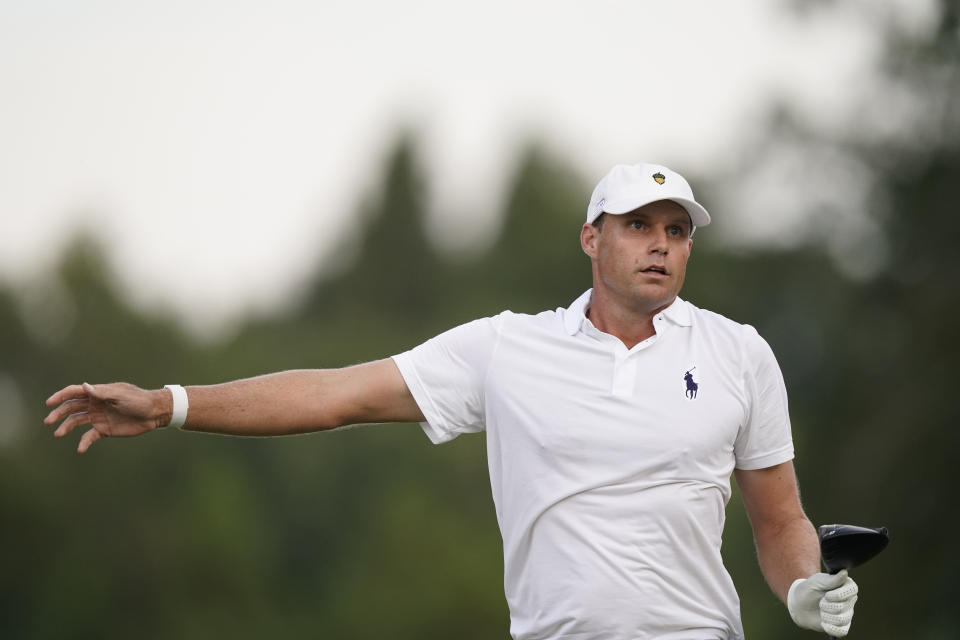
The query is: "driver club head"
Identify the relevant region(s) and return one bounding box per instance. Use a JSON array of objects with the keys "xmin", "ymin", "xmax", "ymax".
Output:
[{"xmin": 818, "ymin": 524, "xmax": 889, "ymax": 574}]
